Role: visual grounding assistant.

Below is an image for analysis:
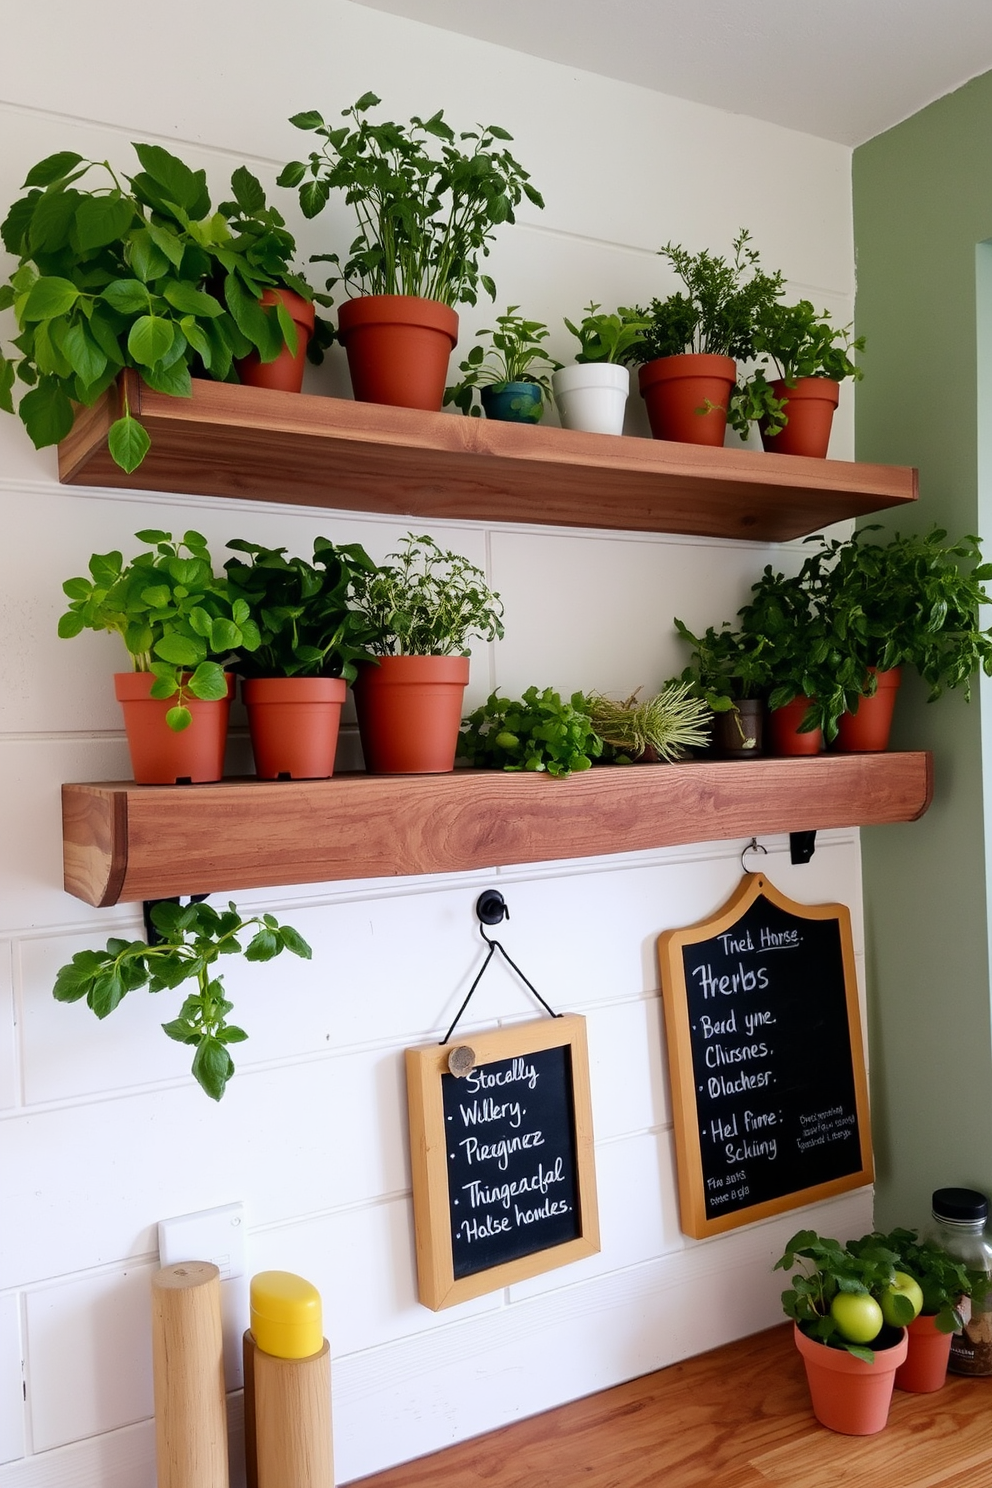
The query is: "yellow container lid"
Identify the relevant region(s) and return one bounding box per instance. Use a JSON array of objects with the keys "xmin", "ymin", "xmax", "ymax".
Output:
[{"xmin": 250, "ymin": 1271, "xmax": 323, "ymax": 1359}]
